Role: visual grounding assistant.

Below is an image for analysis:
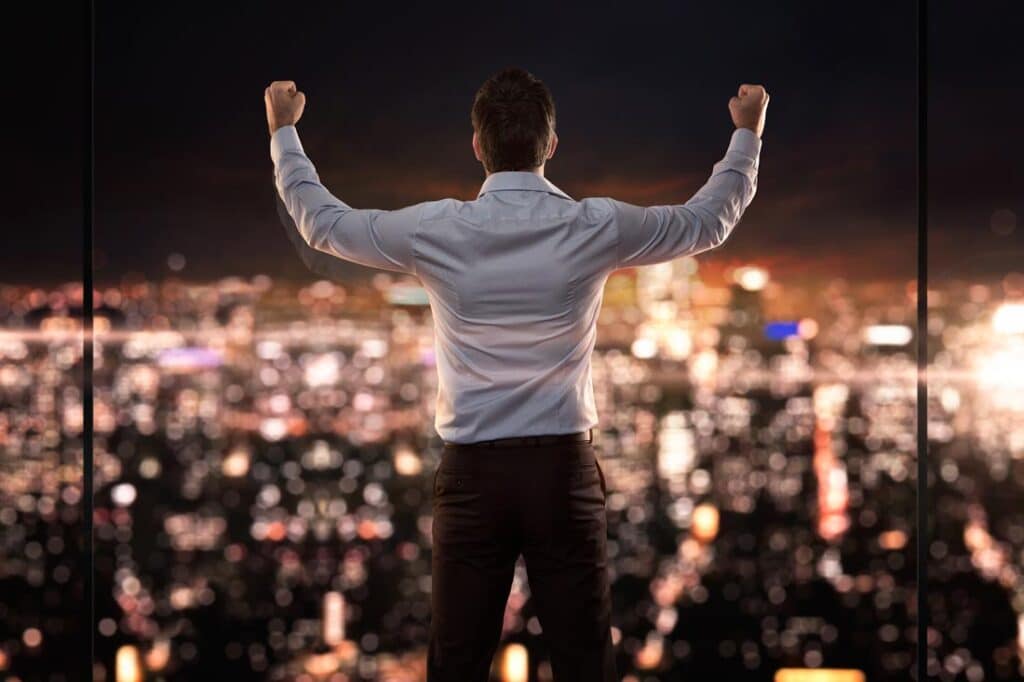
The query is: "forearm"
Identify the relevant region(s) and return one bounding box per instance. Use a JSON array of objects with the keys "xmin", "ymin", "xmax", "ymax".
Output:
[
  {"xmin": 610, "ymin": 127, "xmax": 762, "ymax": 268},
  {"xmin": 681, "ymin": 127, "xmax": 761, "ymax": 249},
  {"xmin": 268, "ymin": 124, "xmax": 420, "ymax": 273},
  {"xmin": 270, "ymin": 125, "xmax": 351, "ymax": 250}
]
